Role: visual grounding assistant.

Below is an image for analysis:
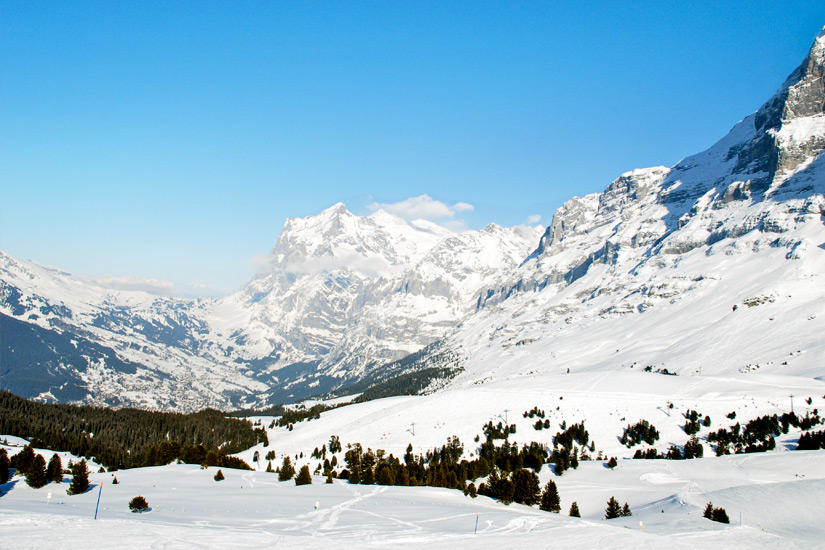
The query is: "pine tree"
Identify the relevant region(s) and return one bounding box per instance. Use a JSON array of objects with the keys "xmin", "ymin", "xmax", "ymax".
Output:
[
  {"xmin": 214, "ymin": 469, "xmax": 224, "ymax": 481},
  {"xmin": 326, "ymin": 471, "xmax": 334, "ymax": 484},
  {"xmin": 112, "ymin": 476, "xmax": 119, "ymax": 484},
  {"xmin": 569, "ymin": 501, "xmax": 581, "ymax": 517},
  {"xmin": 11, "ymin": 445, "xmax": 35, "ymax": 475},
  {"xmin": 539, "ymin": 480, "xmax": 561, "ymax": 512},
  {"xmin": 605, "ymin": 496, "xmax": 622, "ymax": 519},
  {"xmin": 511, "ymin": 469, "xmax": 541, "ymax": 506},
  {"xmin": 621, "ymin": 502, "xmax": 632, "ymax": 517},
  {"xmin": 607, "ymin": 456, "xmax": 618, "ymax": 469},
  {"xmin": 265, "ymin": 461, "xmax": 274, "ymax": 473},
  {"xmin": 278, "ymin": 456, "xmax": 295, "ymax": 481},
  {"xmin": 712, "ymin": 507, "xmax": 730, "ymax": 524},
  {"xmin": 46, "ymin": 454, "xmax": 63, "ymax": 483},
  {"xmin": 0, "ymin": 449, "xmax": 10, "ymax": 484},
  {"xmin": 129, "ymin": 495, "xmax": 149, "ymax": 513},
  {"xmin": 25, "ymin": 454, "xmax": 48, "ymax": 488},
  {"xmin": 703, "ymin": 502, "xmax": 714, "ymax": 519},
  {"xmin": 295, "ymin": 465, "xmax": 312, "ymax": 486},
  {"xmin": 67, "ymin": 459, "xmax": 90, "ymax": 495}
]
